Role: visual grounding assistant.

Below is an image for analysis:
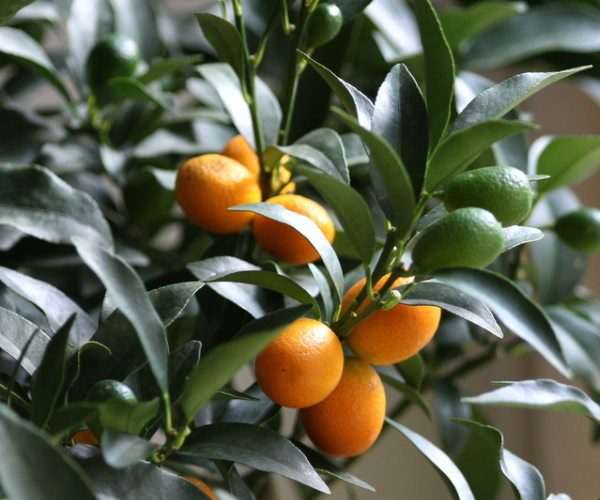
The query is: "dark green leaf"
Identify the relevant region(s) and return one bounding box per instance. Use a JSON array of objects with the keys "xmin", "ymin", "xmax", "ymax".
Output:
[
  {"xmin": 298, "ymin": 165, "xmax": 376, "ymax": 265},
  {"xmin": 220, "ymin": 383, "xmax": 278, "ymax": 425},
  {"xmin": 463, "ymin": 379, "xmax": 600, "ymax": 422},
  {"xmin": 413, "ymin": 0, "xmax": 455, "ymax": 148},
  {"xmin": 139, "ymin": 55, "xmax": 202, "ymax": 84},
  {"xmin": 0, "ymin": 307, "xmax": 50, "ymax": 374},
  {"xmin": 395, "ymin": 354, "xmax": 425, "ymax": 390},
  {"xmin": 73, "ymin": 238, "xmax": 169, "ymax": 394},
  {"xmin": 101, "ymin": 429, "xmax": 158, "ymax": 468},
  {"xmin": 276, "ymin": 144, "xmax": 347, "ymax": 183},
  {"xmin": 333, "ymin": 108, "xmax": 415, "ymax": 237},
  {"xmin": 256, "ymin": 75, "xmax": 282, "ymax": 147},
  {"xmin": 178, "ymin": 305, "xmax": 309, "ymax": 420},
  {"xmin": 0, "ymin": 266, "xmax": 95, "ymax": 344},
  {"xmin": 31, "ymin": 315, "xmax": 75, "ymax": 428},
  {"xmin": 179, "ymin": 423, "xmax": 329, "ymax": 493},
  {"xmin": 47, "ymin": 403, "xmax": 97, "ymax": 438},
  {"xmin": 386, "ymin": 418, "xmax": 475, "ymax": 500},
  {"xmin": 434, "ymin": 381, "xmax": 471, "ymax": 457},
  {"xmin": 0, "ymin": 27, "xmax": 70, "ymax": 100},
  {"xmin": 231, "ymin": 203, "xmax": 344, "ymax": 301},
  {"xmin": 0, "ymin": 164, "xmax": 113, "ymax": 248},
  {"xmin": 108, "ymin": 77, "xmax": 174, "ymax": 111},
  {"xmin": 0, "ymin": 405, "xmax": 96, "ymax": 500},
  {"xmin": 463, "ymin": 3, "xmax": 600, "ymax": 69},
  {"xmin": 308, "ymin": 263, "xmax": 334, "ymax": 321},
  {"xmin": 432, "ymin": 268, "xmax": 569, "ymax": 376},
  {"xmin": 372, "ymin": 63, "xmax": 428, "ymax": 192},
  {"xmin": 97, "ymin": 398, "xmax": 160, "ymax": 436},
  {"xmin": 501, "ymin": 226, "xmax": 543, "ymax": 253},
  {"xmin": 533, "ymin": 136, "xmax": 600, "ymax": 194},
  {"xmin": 378, "ymin": 368, "xmax": 431, "ymax": 418},
  {"xmin": 294, "ymin": 128, "xmax": 350, "ymax": 183},
  {"xmin": 0, "ymin": 0, "xmax": 36, "ymax": 24},
  {"xmin": 403, "ymin": 281, "xmax": 502, "ymax": 338},
  {"xmin": 425, "ymin": 120, "xmax": 534, "ymax": 190},
  {"xmin": 302, "ymin": 52, "xmax": 373, "ymax": 128},
  {"xmin": 197, "ymin": 13, "xmax": 246, "ymax": 80}
]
